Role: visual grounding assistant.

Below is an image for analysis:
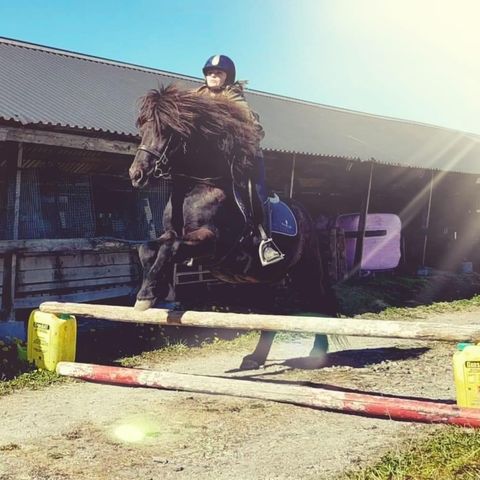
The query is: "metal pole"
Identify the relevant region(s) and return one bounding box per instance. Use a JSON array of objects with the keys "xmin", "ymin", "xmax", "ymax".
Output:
[
  {"xmin": 289, "ymin": 154, "xmax": 296, "ymax": 199},
  {"xmin": 352, "ymin": 161, "xmax": 374, "ymax": 275},
  {"xmin": 421, "ymin": 171, "xmax": 434, "ymax": 266}
]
